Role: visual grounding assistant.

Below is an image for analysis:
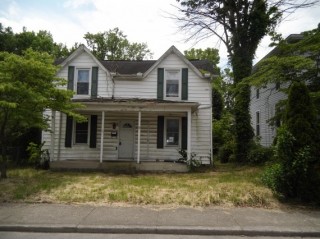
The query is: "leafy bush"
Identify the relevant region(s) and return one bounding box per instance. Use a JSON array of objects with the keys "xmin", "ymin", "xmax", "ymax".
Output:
[
  {"xmin": 218, "ymin": 144, "xmax": 233, "ymax": 164},
  {"xmin": 248, "ymin": 144, "xmax": 273, "ymax": 165},
  {"xmin": 27, "ymin": 142, "xmax": 50, "ymax": 170},
  {"xmin": 178, "ymin": 149, "xmax": 201, "ymax": 171},
  {"xmin": 262, "ymin": 126, "xmax": 320, "ymax": 201},
  {"xmin": 261, "ymin": 163, "xmax": 282, "ymax": 193}
]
